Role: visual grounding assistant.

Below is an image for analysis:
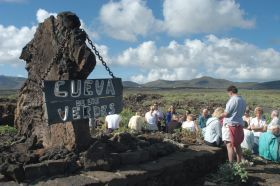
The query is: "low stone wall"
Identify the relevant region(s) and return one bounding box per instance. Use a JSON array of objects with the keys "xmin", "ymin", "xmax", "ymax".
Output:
[{"xmin": 31, "ymin": 145, "xmax": 226, "ymax": 186}]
